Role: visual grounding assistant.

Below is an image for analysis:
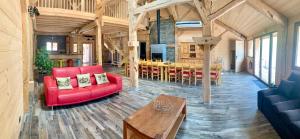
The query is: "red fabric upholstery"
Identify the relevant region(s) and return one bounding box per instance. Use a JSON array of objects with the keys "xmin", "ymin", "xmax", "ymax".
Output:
[
  {"xmin": 80, "ymin": 65, "xmax": 104, "ymax": 75},
  {"xmin": 89, "ymin": 83, "xmax": 118, "ymax": 98},
  {"xmin": 52, "ymin": 67, "xmax": 80, "ymax": 79},
  {"xmin": 44, "ymin": 65, "xmax": 122, "ymax": 107},
  {"xmin": 58, "ymin": 88, "xmax": 91, "ymax": 104}
]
